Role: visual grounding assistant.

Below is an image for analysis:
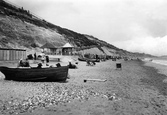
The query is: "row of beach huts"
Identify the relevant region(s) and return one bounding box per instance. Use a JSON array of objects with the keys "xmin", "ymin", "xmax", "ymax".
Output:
[
  {"xmin": 0, "ymin": 43, "xmax": 74, "ymax": 61},
  {"xmin": 0, "ymin": 48, "xmax": 26, "ymax": 61}
]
